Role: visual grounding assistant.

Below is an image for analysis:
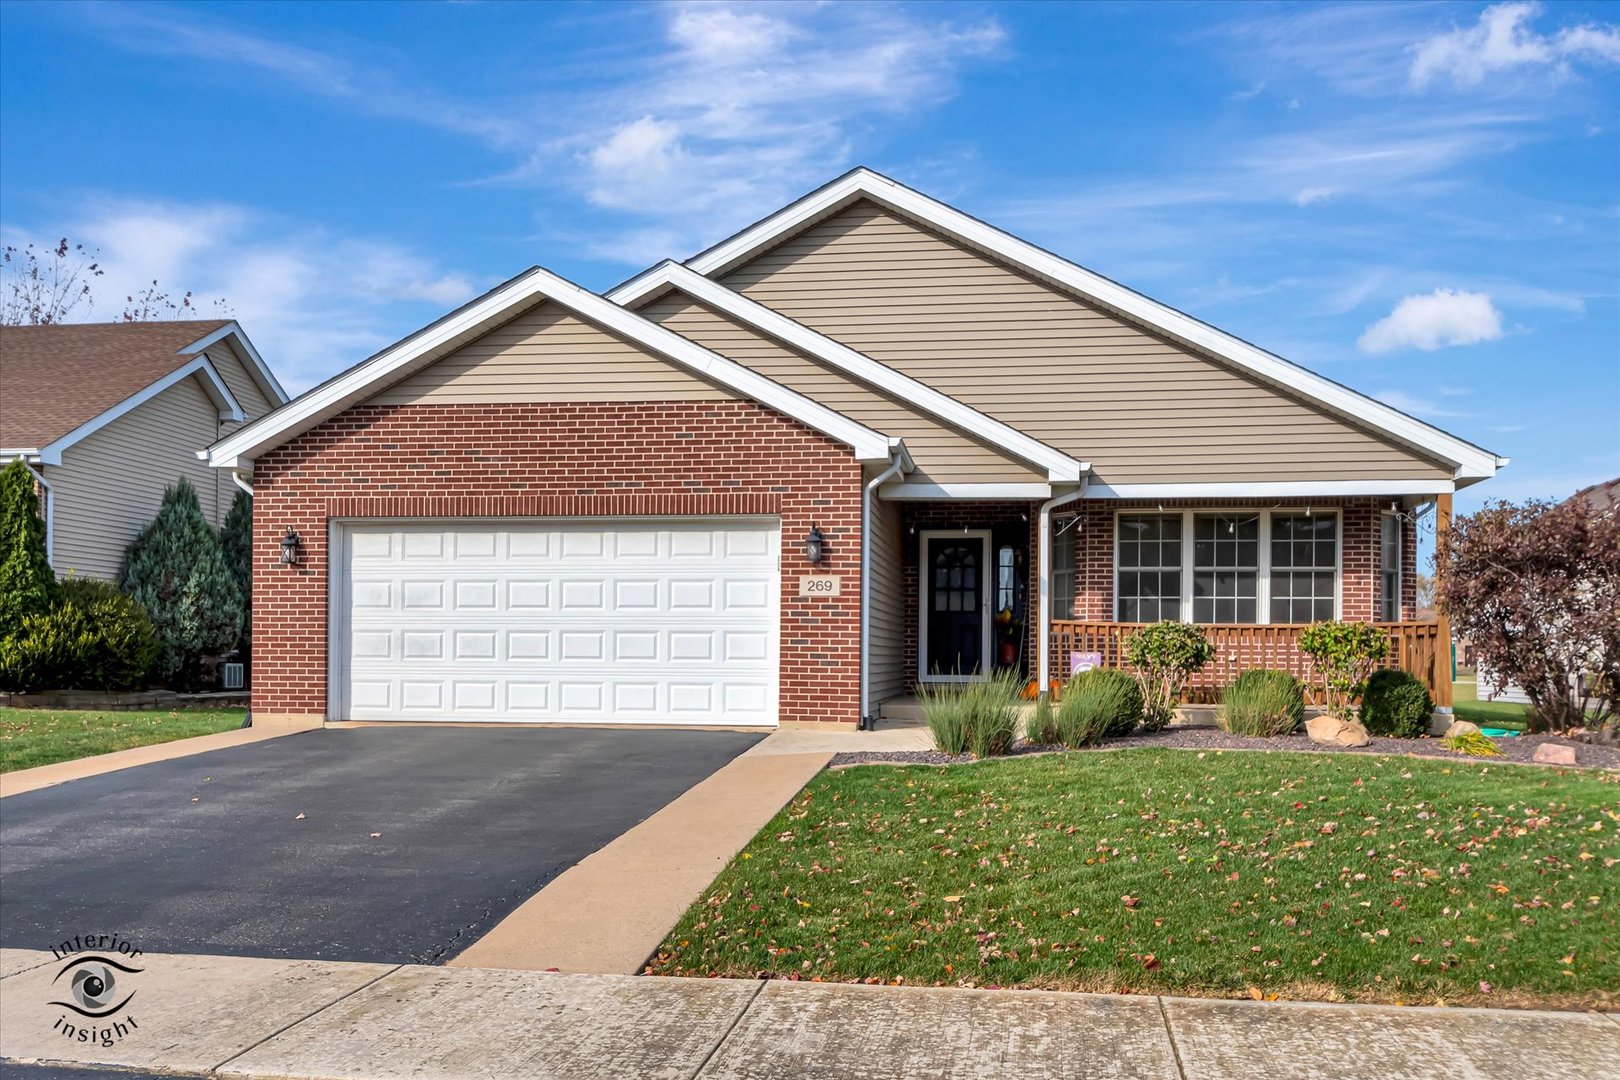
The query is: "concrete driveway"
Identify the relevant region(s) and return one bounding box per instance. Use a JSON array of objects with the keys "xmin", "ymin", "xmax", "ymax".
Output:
[{"xmin": 0, "ymin": 726, "xmax": 762, "ymax": 964}]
